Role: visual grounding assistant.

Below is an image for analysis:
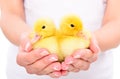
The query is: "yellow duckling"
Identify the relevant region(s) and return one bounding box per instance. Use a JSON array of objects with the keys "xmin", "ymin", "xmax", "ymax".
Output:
[
  {"xmin": 29, "ymin": 18, "xmax": 64, "ymax": 61},
  {"xmin": 59, "ymin": 14, "xmax": 91, "ymax": 57}
]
